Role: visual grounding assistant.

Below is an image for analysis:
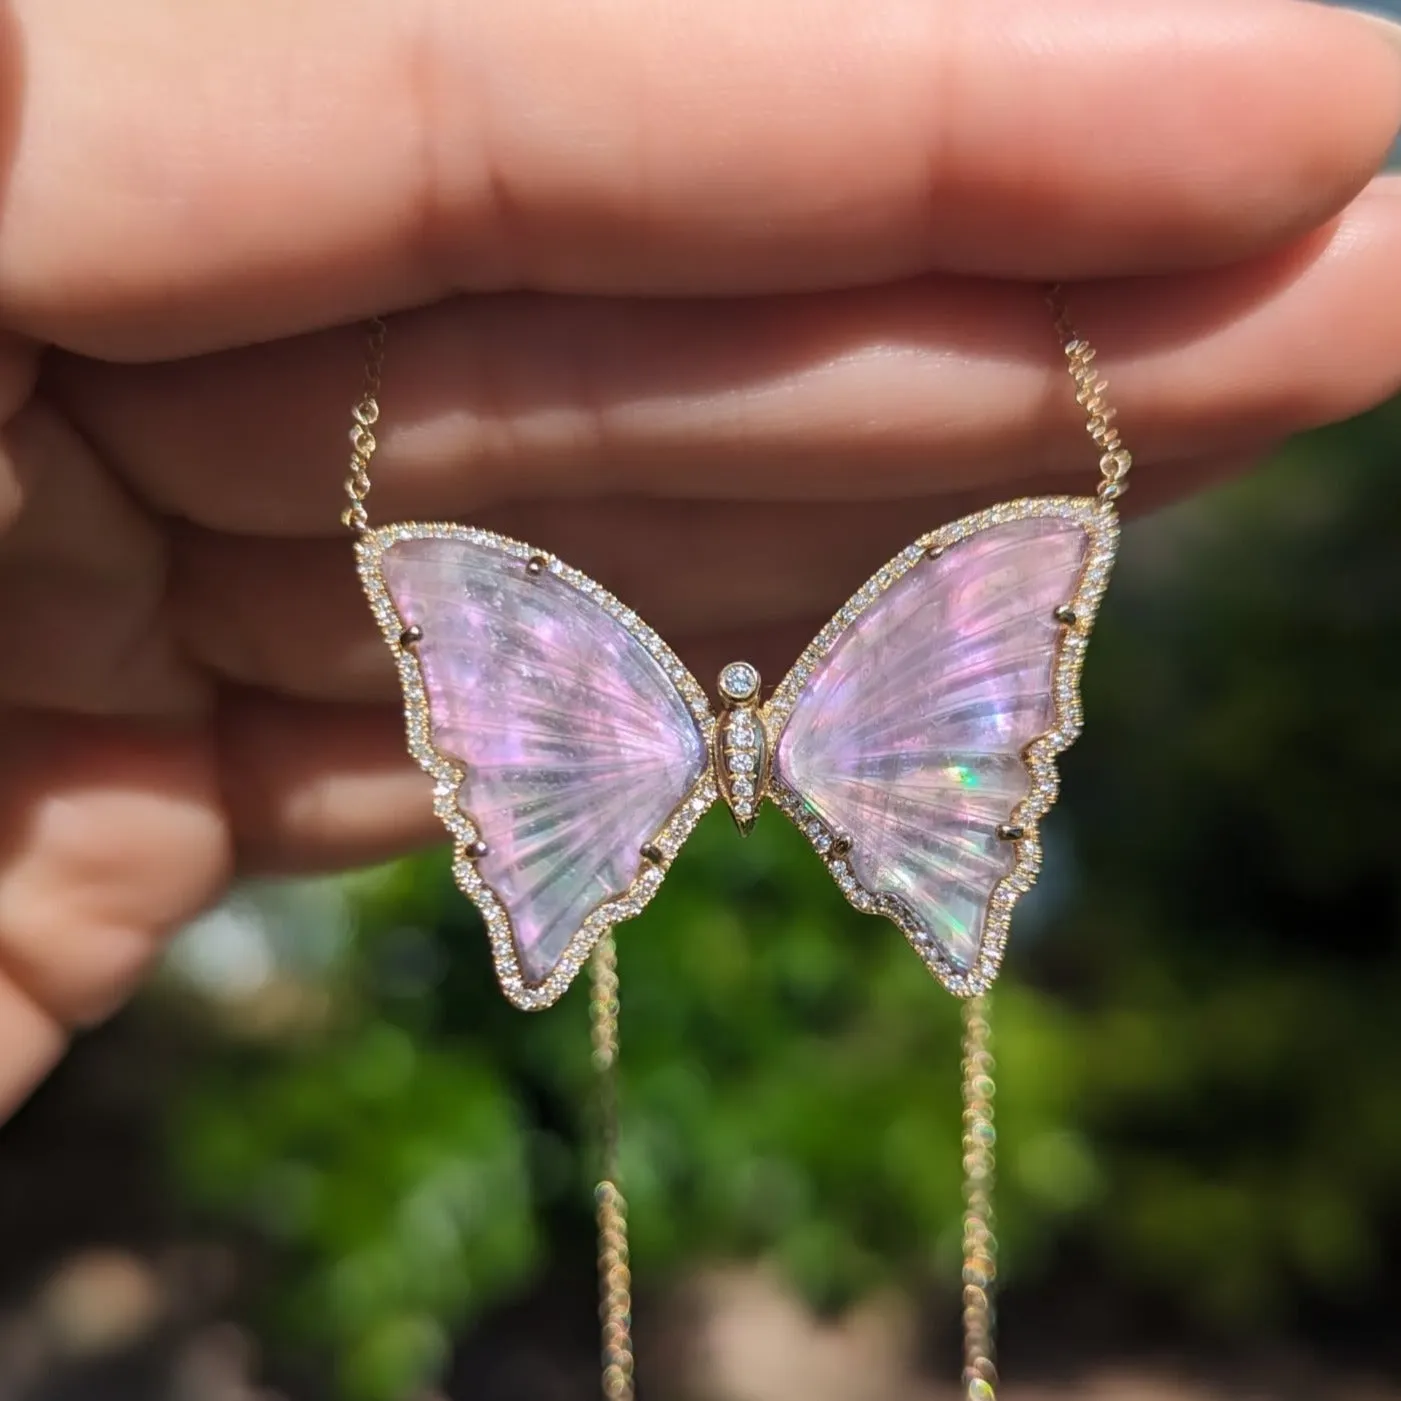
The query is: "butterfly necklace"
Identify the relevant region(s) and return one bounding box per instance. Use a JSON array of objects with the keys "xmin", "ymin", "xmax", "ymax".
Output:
[{"xmin": 345, "ymin": 287, "xmax": 1128, "ymax": 1400}]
